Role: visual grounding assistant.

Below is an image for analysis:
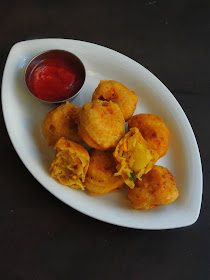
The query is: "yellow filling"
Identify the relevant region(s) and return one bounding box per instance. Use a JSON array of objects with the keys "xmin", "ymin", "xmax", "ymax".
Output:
[
  {"xmin": 114, "ymin": 128, "xmax": 155, "ymax": 189},
  {"xmin": 51, "ymin": 150, "xmax": 86, "ymax": 190}
]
